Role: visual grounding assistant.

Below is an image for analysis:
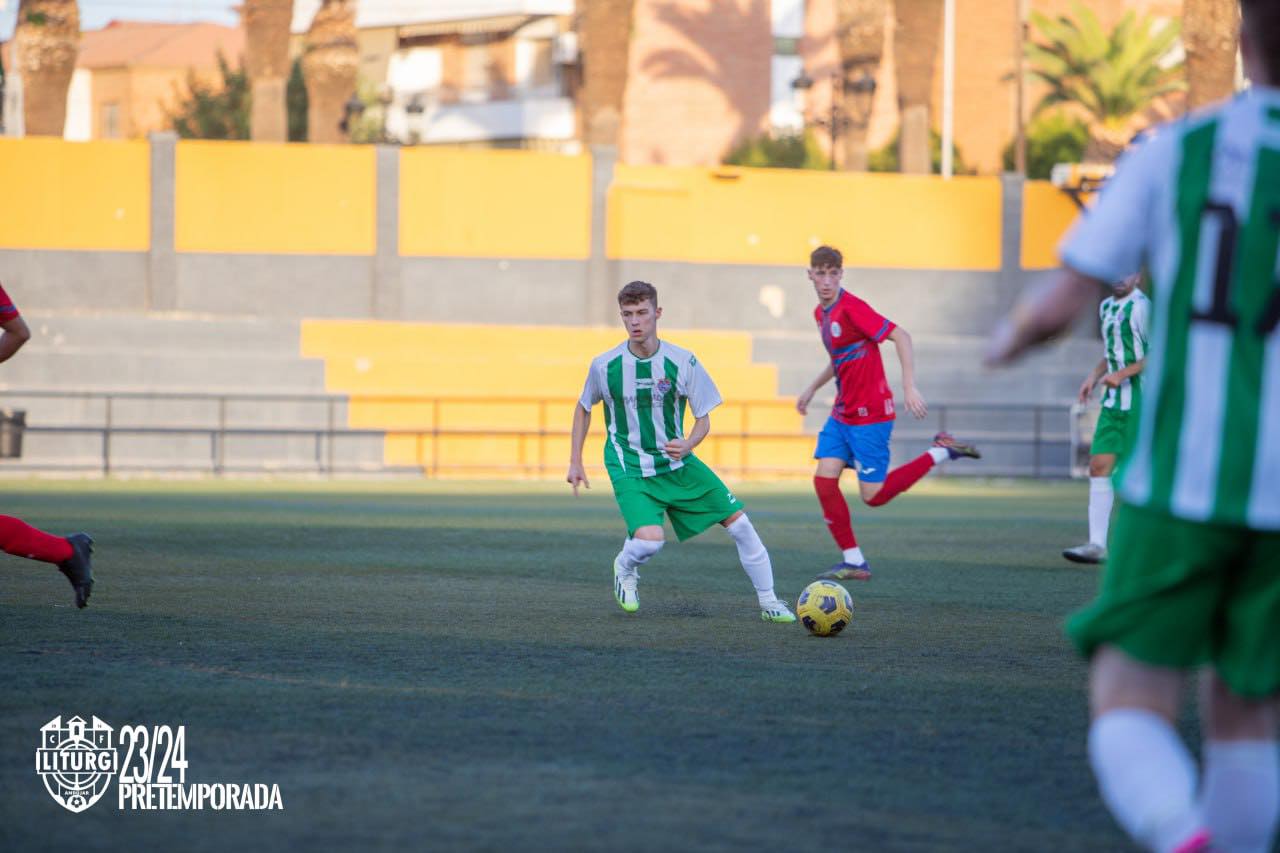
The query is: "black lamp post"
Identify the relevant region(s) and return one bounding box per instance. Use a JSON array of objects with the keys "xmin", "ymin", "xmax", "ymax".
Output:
[
  {"xmin": 339, "ymin": 93, "xmax": 365, "ymax": 136},
  {"xmin": 792, "ymin": 70, "xmax": 878, "ymax": 170}
]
